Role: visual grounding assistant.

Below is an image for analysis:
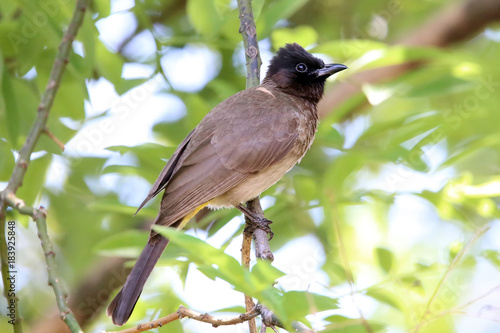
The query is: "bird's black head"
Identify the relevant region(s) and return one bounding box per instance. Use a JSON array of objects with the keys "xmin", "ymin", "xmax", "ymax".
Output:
[{"xmin": 263, "ymin": 43, "xmax": 347, "ymax": 103}]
